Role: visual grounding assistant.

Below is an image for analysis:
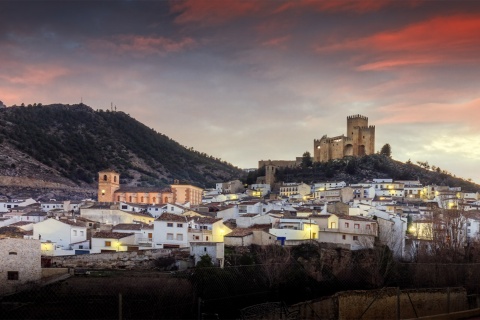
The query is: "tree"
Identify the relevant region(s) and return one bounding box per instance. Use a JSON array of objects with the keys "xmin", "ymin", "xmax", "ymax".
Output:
[
  {"xmin": 301, "ymin": 151, "xmax": 313, "ymax": 168},
  {"xmin": 196, "ymin": 254, "xmax": 214, "ymax": 268},
  {"xmin": 380, "ymin": 143, "xmax": 392, "ymax": 157}
]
